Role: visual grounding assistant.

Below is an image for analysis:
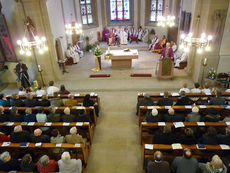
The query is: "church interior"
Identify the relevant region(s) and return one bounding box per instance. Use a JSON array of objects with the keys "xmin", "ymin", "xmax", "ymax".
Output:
[{"xmin": 0, "ymin": 0, "xmax": 230, "ymax": 172}]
